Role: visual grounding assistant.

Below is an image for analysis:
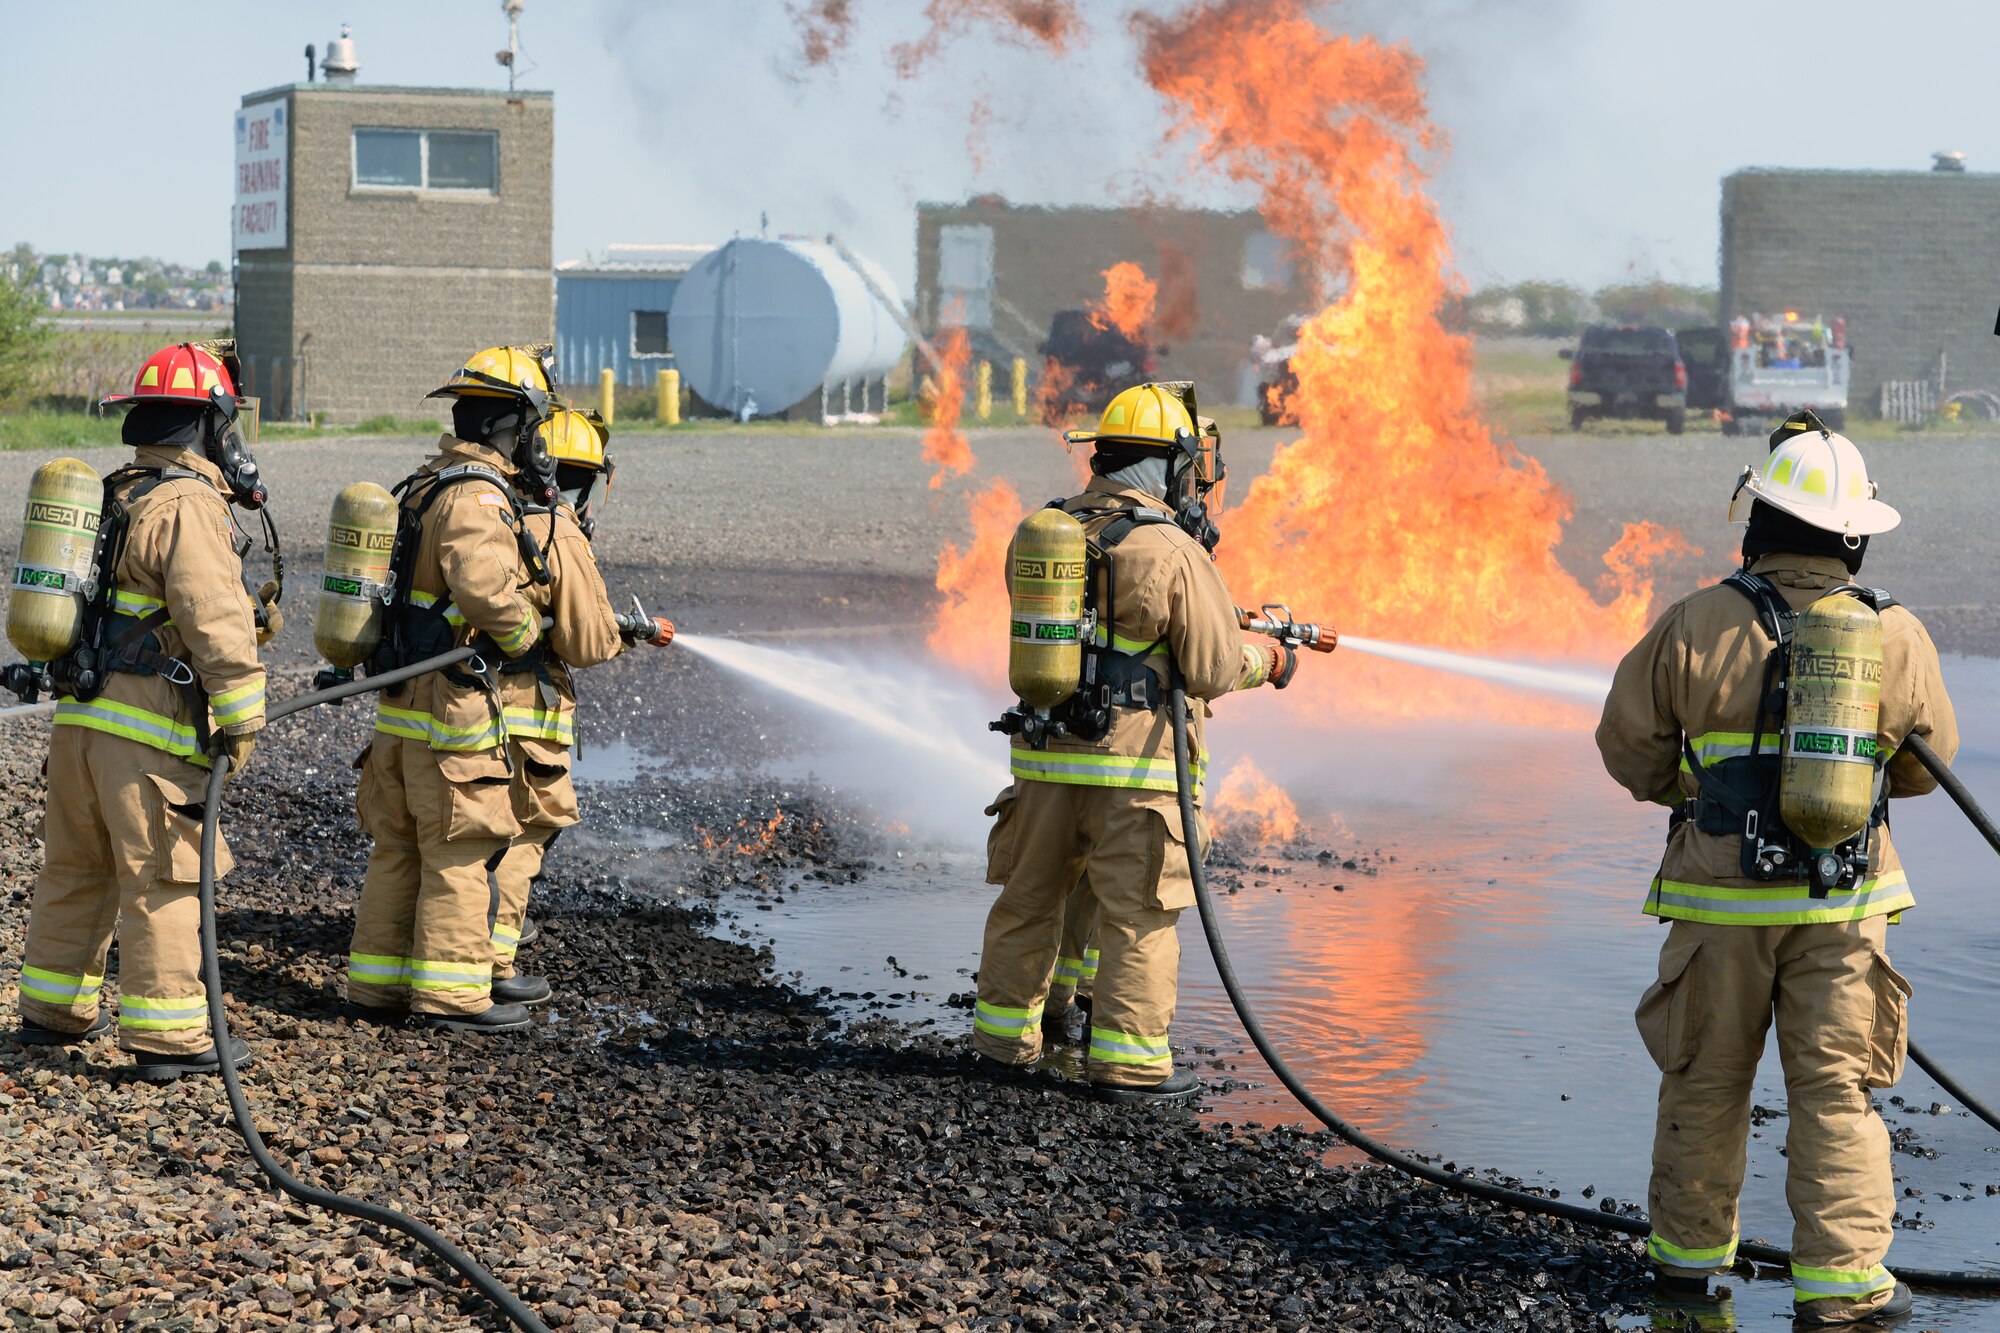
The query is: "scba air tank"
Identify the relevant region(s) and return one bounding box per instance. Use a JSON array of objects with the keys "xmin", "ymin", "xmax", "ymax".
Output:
[
  {"xmin": 7, "ymin": 458, "xmax": 102, "ymax": 663},
  {"xmin": 315, "ymin": 483, "xmax": 398, "ymax": 669},
  {"xmin": 1008, "ymin": 508, "xmax": 1087, "ymax": 710},
  {"xmin": 1781, "ymin": 593, "xmax": 1884, "ymax": 863}
]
